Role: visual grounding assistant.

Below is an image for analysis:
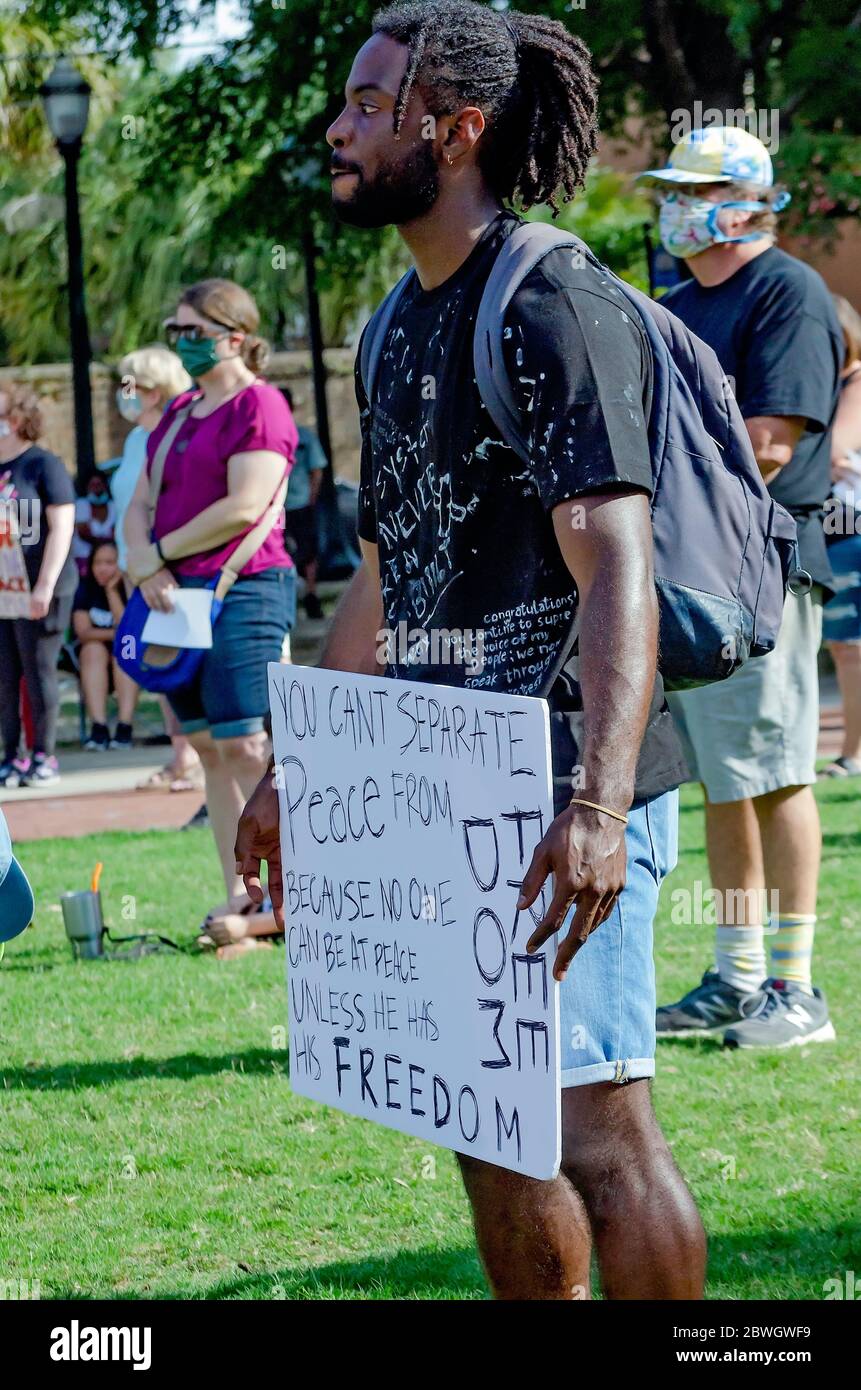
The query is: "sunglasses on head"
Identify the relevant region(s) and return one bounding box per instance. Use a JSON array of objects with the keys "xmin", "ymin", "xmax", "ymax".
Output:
[{"xmin": 162, "ymin": 318, "xmax": 235, "ymax": 347}]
